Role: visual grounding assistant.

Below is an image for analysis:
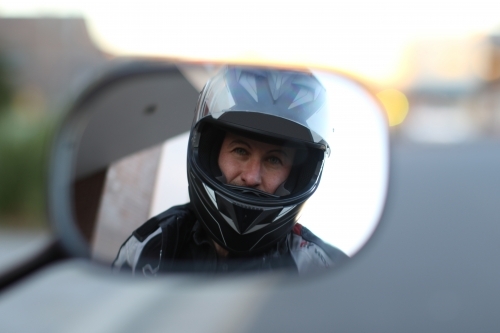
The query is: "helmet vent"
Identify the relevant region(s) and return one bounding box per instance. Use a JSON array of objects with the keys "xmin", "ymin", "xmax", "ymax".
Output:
[
  {"xmin": 202, "ymin": 183, "xmax": 218, "ymax": 208},
  {"xmin": 273, "ymin": 205, "xmax": 297, "ymax": 222},
  {"xmin": 269, "ymin": 72, "xmax": 293, "ymax": 101},
  {"xmin": 237, "ymin": 71, "xmax": 258, "ymax": 102}
]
